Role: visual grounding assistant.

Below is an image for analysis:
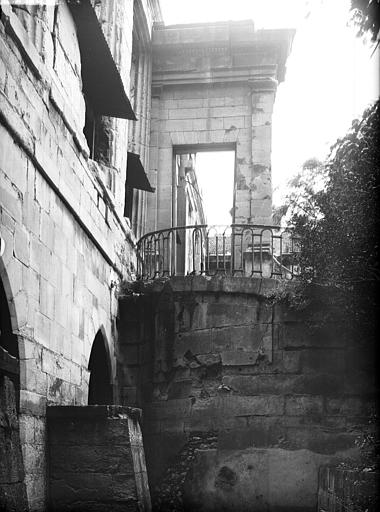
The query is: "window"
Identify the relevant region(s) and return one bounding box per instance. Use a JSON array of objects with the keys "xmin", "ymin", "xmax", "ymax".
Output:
[
  {"xmin": 83, "ymin": 100, "xmax": 110, "ymax": 164},
  {"xmin": 124, "ymin": 152, "xmax": 155, "ymax": 220},
  {"xmin": 68, "ymin": 0, "xmax": 136, "ymax": 164}
]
